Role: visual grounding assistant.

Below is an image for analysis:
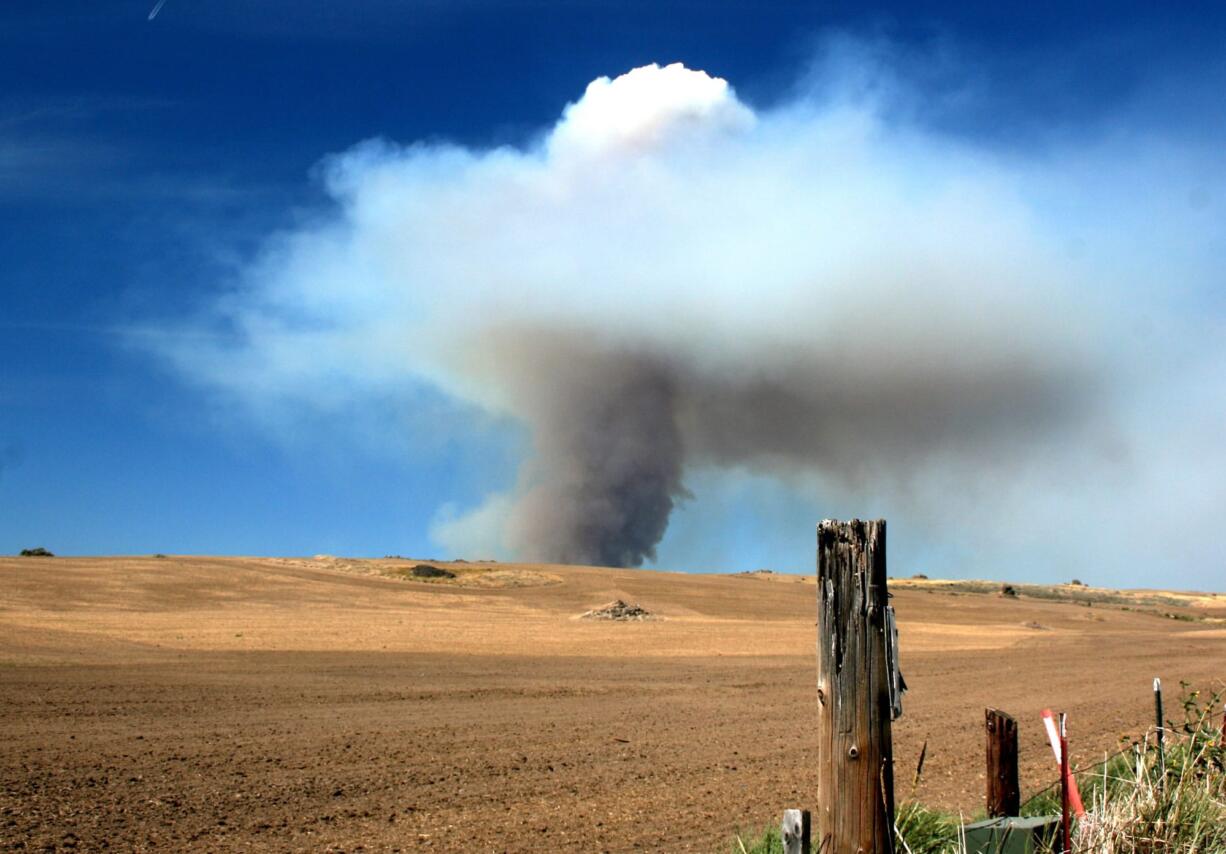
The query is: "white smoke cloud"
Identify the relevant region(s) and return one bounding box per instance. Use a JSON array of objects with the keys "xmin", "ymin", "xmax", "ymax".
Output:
[
  {"xmin": 163, "ymin": 54, "xmax": 1226, "ymax": 586},
  {"xmin": 548, "ymin": 63, "xmax": 755, "ymax": 158}
]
